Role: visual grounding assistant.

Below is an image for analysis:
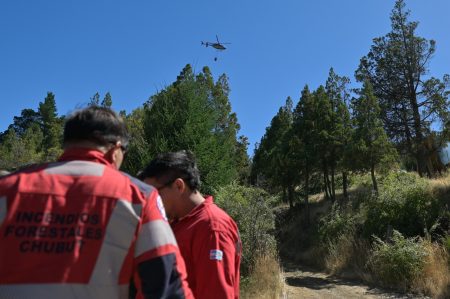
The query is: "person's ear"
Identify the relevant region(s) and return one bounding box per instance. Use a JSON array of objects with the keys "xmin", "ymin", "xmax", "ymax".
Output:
[
  {"xmin": 104, "ymin": 142, "xmax": 122, "ymax": 167},
  {"xmin": 173, "ymin": 178, "xmax": 186, "ymax": 193}
]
